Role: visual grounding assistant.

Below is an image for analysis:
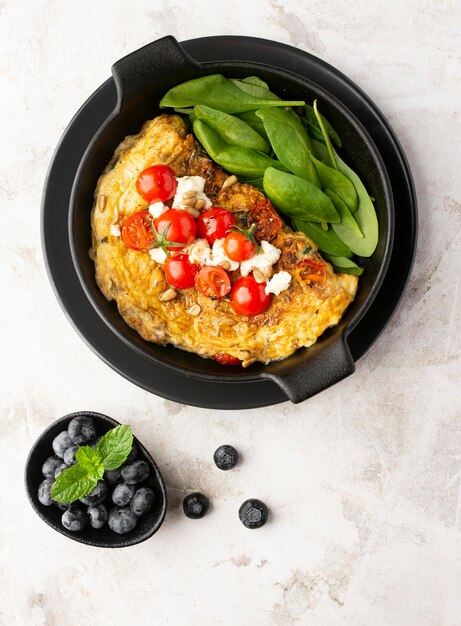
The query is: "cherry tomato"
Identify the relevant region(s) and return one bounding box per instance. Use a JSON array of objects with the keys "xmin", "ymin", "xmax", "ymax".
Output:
[
  {"xmin": 197, "ymin": 208, "xmax": 236, "ymax": 245},
  {"xmin": 195, "ymin": 266, "xmax": 231, "ymax": 299},
  {"xmin": 223, "ymin": 231, "xmax": 255, "ymax": 262},
  {"xmin": 164, "ymin": 254, "xmax": 198, "ymax": 289},
  {"xmin": 135, "ymin": 165, "xmax": 177, "ymax": 203},
  {"xmin": 213, "ymin": 353, "xmax": 242, "ymax": 366},
  {"xmin": 298, "ymin": 257, "xmax": 327, "ymax": 286},
  {"xmin": 231, "ymin": 275, "xmax": 272, "ymax": 316},
  {"xmin": 154, "ymin": 209, "xmax": 197, "ymax": 251},
  {"xmin": 121, "ymin": 210, "xmax": 155, "ymax": 251}
]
